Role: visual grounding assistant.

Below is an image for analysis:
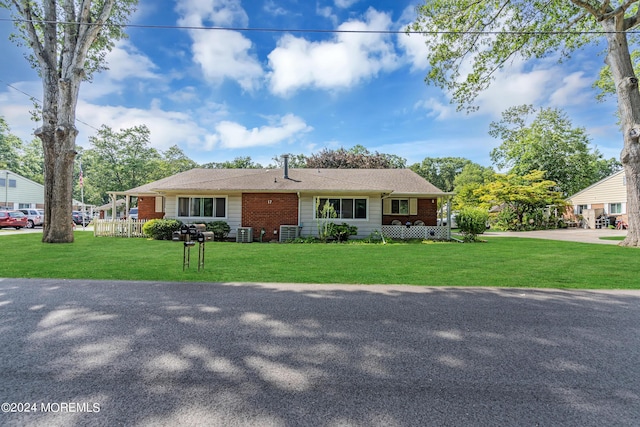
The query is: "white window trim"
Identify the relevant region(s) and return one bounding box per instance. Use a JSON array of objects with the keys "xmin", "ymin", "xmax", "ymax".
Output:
[
  {"xmin": 314, "ymin": 196, "xmax": 369, "ymax": 221},
  {"xmin": 176, "ymin": 195, "xmax": 228, "ymax": 220}
]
